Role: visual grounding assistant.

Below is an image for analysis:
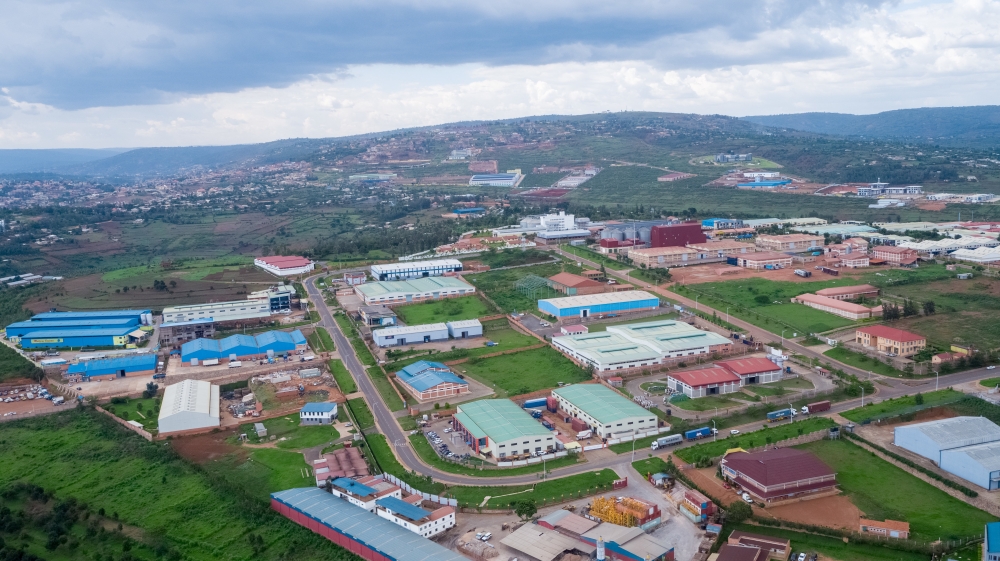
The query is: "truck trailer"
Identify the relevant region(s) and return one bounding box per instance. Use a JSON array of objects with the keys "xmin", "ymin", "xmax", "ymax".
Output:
[
  {"xmin": 767, "ymin": 408, "xmax": 791, "ymax": 422},
  {"xmin": 794, "ymin": 269, "xmax": 812, "ymax": 278},
  {"xmin": 685, "ymin": 427, "xmax": 712, "ymax": 440},
  {"xmin": 803, "ymin": 400, "xmax": 831, "ymax": 414},
  {"xmin": 651, "ymin": 434, "xmax": 684, "ymax": 450}
]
